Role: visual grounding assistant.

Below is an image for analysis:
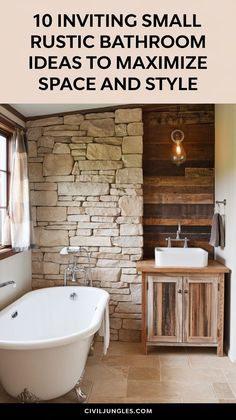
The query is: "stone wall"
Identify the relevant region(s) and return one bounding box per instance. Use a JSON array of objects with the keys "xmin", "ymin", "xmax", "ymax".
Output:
[{"xmin": 27, "ymin": 108, "xmax": 143, "ymax": 342}]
